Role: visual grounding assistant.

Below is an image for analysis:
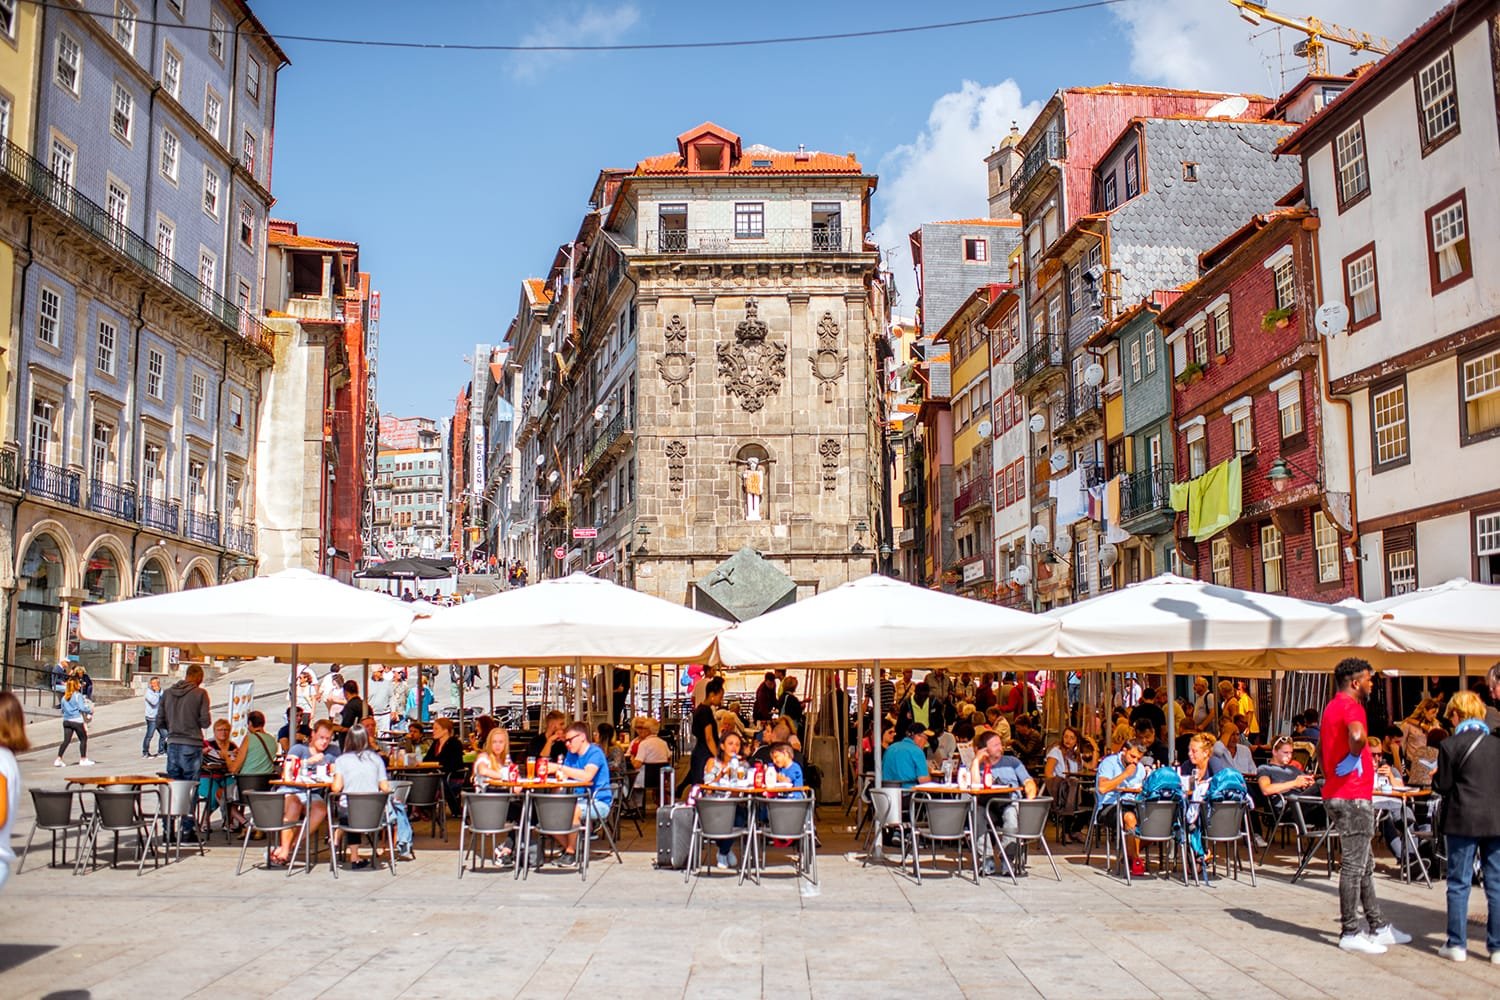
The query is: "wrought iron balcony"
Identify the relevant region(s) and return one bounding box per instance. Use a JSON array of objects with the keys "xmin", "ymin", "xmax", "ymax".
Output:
[
  {"xmin": 1013, "ymin": 335, "xmax": 1065, "ymax": 390},
  {"xmin": 898, "ymin": 485, "xmax": 919, "ymax": 508},
  {"xmin": 1121, "ymin": 465, "xmax": 1176, "ymax": 523},
  {"xmin": 641, "ymin": 227, "xmax": 855, "ymax": 255},
  {"xmin": 88, "ymin": 480, "xmax": 137, "ymax": 521},
  {"xmin": 580, "ymin": 411, "xmax": 632, "ymax": 482},
  {"xmin": 26, "ymin": 459, "xmax": 80, "ymax": 507},
  {"xmin": 140, "ymin": 495, "xmax": 180, "ymax": 534},
  {"xmin": 1064, "ymin": 384, "xmax": 1102, "ymax": 426},
  {"xmin": 954, "ymin": 476, "xmax": 993, "ymax": 521},
  {"xmin": 185, "ymin": 508, "xmax": 220, "ymax": 546},
  {"xmin": 0, "ymin": 137, "xmax": 272, "ymax": 356},
  {"xmin": 1010, "ymin": 126, "xmax": 1066, "ymax": 204}
]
